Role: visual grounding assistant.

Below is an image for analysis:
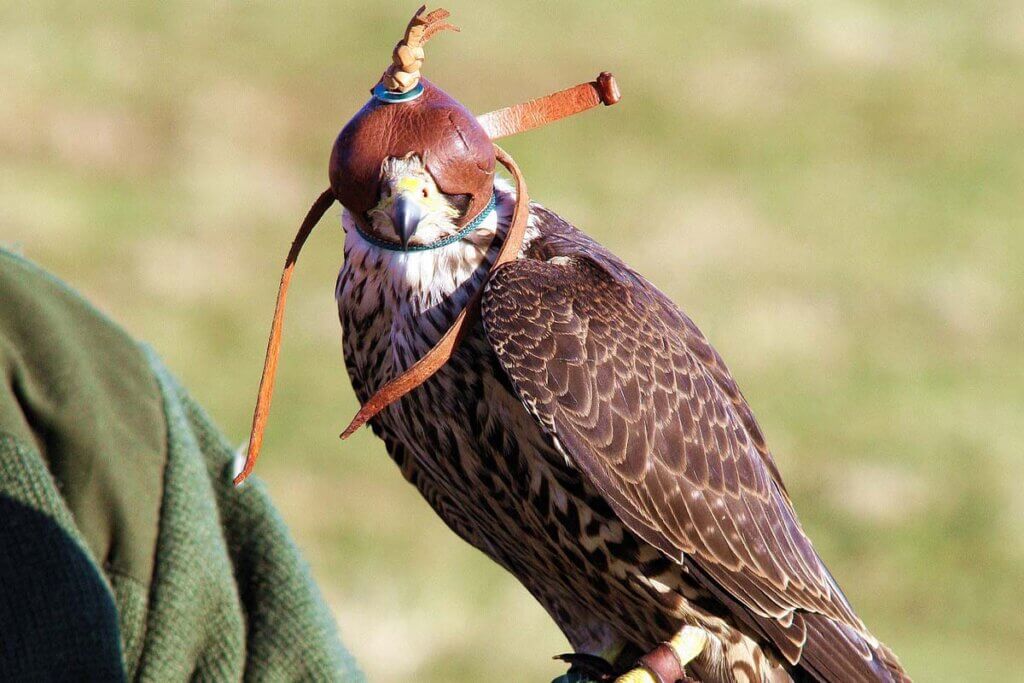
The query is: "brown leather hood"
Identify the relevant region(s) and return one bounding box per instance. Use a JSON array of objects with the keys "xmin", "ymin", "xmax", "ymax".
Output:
[
  {"xmin": 329, "ymin": 78, "xmax": 495, "ymax": 227},
  {"xmin": 234, "ymin": 3, "xmax": 621, "ymax": 487}
]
